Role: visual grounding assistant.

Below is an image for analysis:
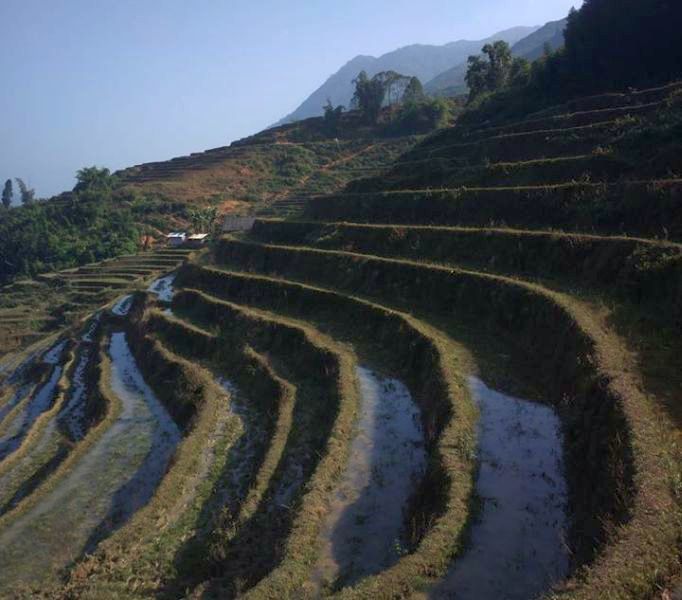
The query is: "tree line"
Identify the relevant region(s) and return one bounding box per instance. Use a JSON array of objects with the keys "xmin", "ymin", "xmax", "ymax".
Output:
[
  {"xmin": 1, "ymin": 167, "xmax": 118, "ymax": 210},
  {"xmin": 2, "ymin": 179, "xmax": 36, "ymax": 208},
  {"xmin": 323, "ymin": 70, "xmax": 454, "ymax": 136},
  {"xmin": 463, "ymin": 0, "xmax": 682, "ymax": 118},
  {"xmin": 0, "ymin": 166, "xmax": 139, "ymax": 285}
]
